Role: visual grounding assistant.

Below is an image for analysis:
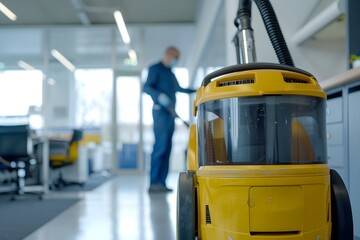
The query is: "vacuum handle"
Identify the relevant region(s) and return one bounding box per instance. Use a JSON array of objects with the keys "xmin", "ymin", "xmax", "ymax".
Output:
[
  {"xmin": 166, "ymin": 106, "xmax": 190, "ymax": 128},
  {"xmin": 201, "ymin": 62, "xmax": 313, "ymax": 87}
]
